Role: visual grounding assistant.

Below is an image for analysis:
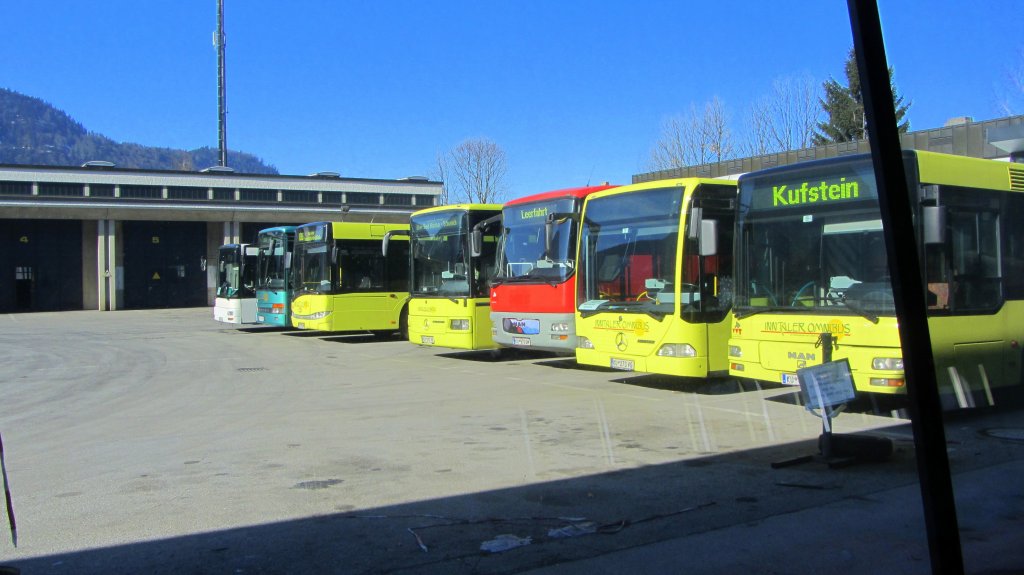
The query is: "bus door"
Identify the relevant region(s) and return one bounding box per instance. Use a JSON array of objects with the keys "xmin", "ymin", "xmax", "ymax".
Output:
[{"xmin": 925, "ymin": 194, "xmax": 1006, "ymax": 407}]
